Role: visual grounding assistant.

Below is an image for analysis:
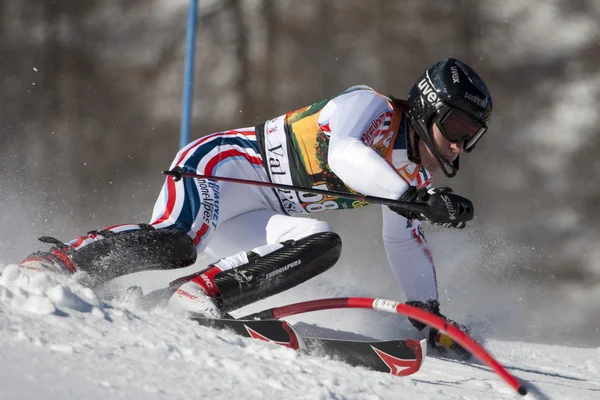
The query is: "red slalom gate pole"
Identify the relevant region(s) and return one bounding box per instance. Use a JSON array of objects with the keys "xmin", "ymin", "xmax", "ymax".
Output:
[{"xmin": 243, "ymin": 297, "xmax": 528, "ymax": 396}]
